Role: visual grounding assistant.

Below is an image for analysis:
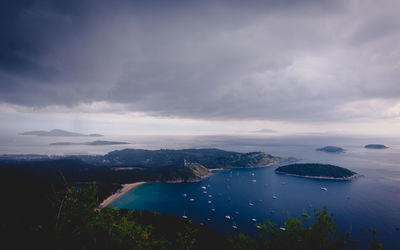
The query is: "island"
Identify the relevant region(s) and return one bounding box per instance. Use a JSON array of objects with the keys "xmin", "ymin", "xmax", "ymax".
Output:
[
  {"xmin": 364, "ymin": 144, "xmax": 388, "ymax": 149},
  {"xmin": 316, "ymin": 146, "xmax": 344, "ymax": 153},
  {"xmin": 20, "ymin": 129, "xmax": 104, "ymax": 137},
  {"xmin": 275, "ymin": 163, "xmax": 359, "ymax": 180},
  {"xmin": 50, "ymin": 140, "xmax": 129, "ymax": 146}
]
